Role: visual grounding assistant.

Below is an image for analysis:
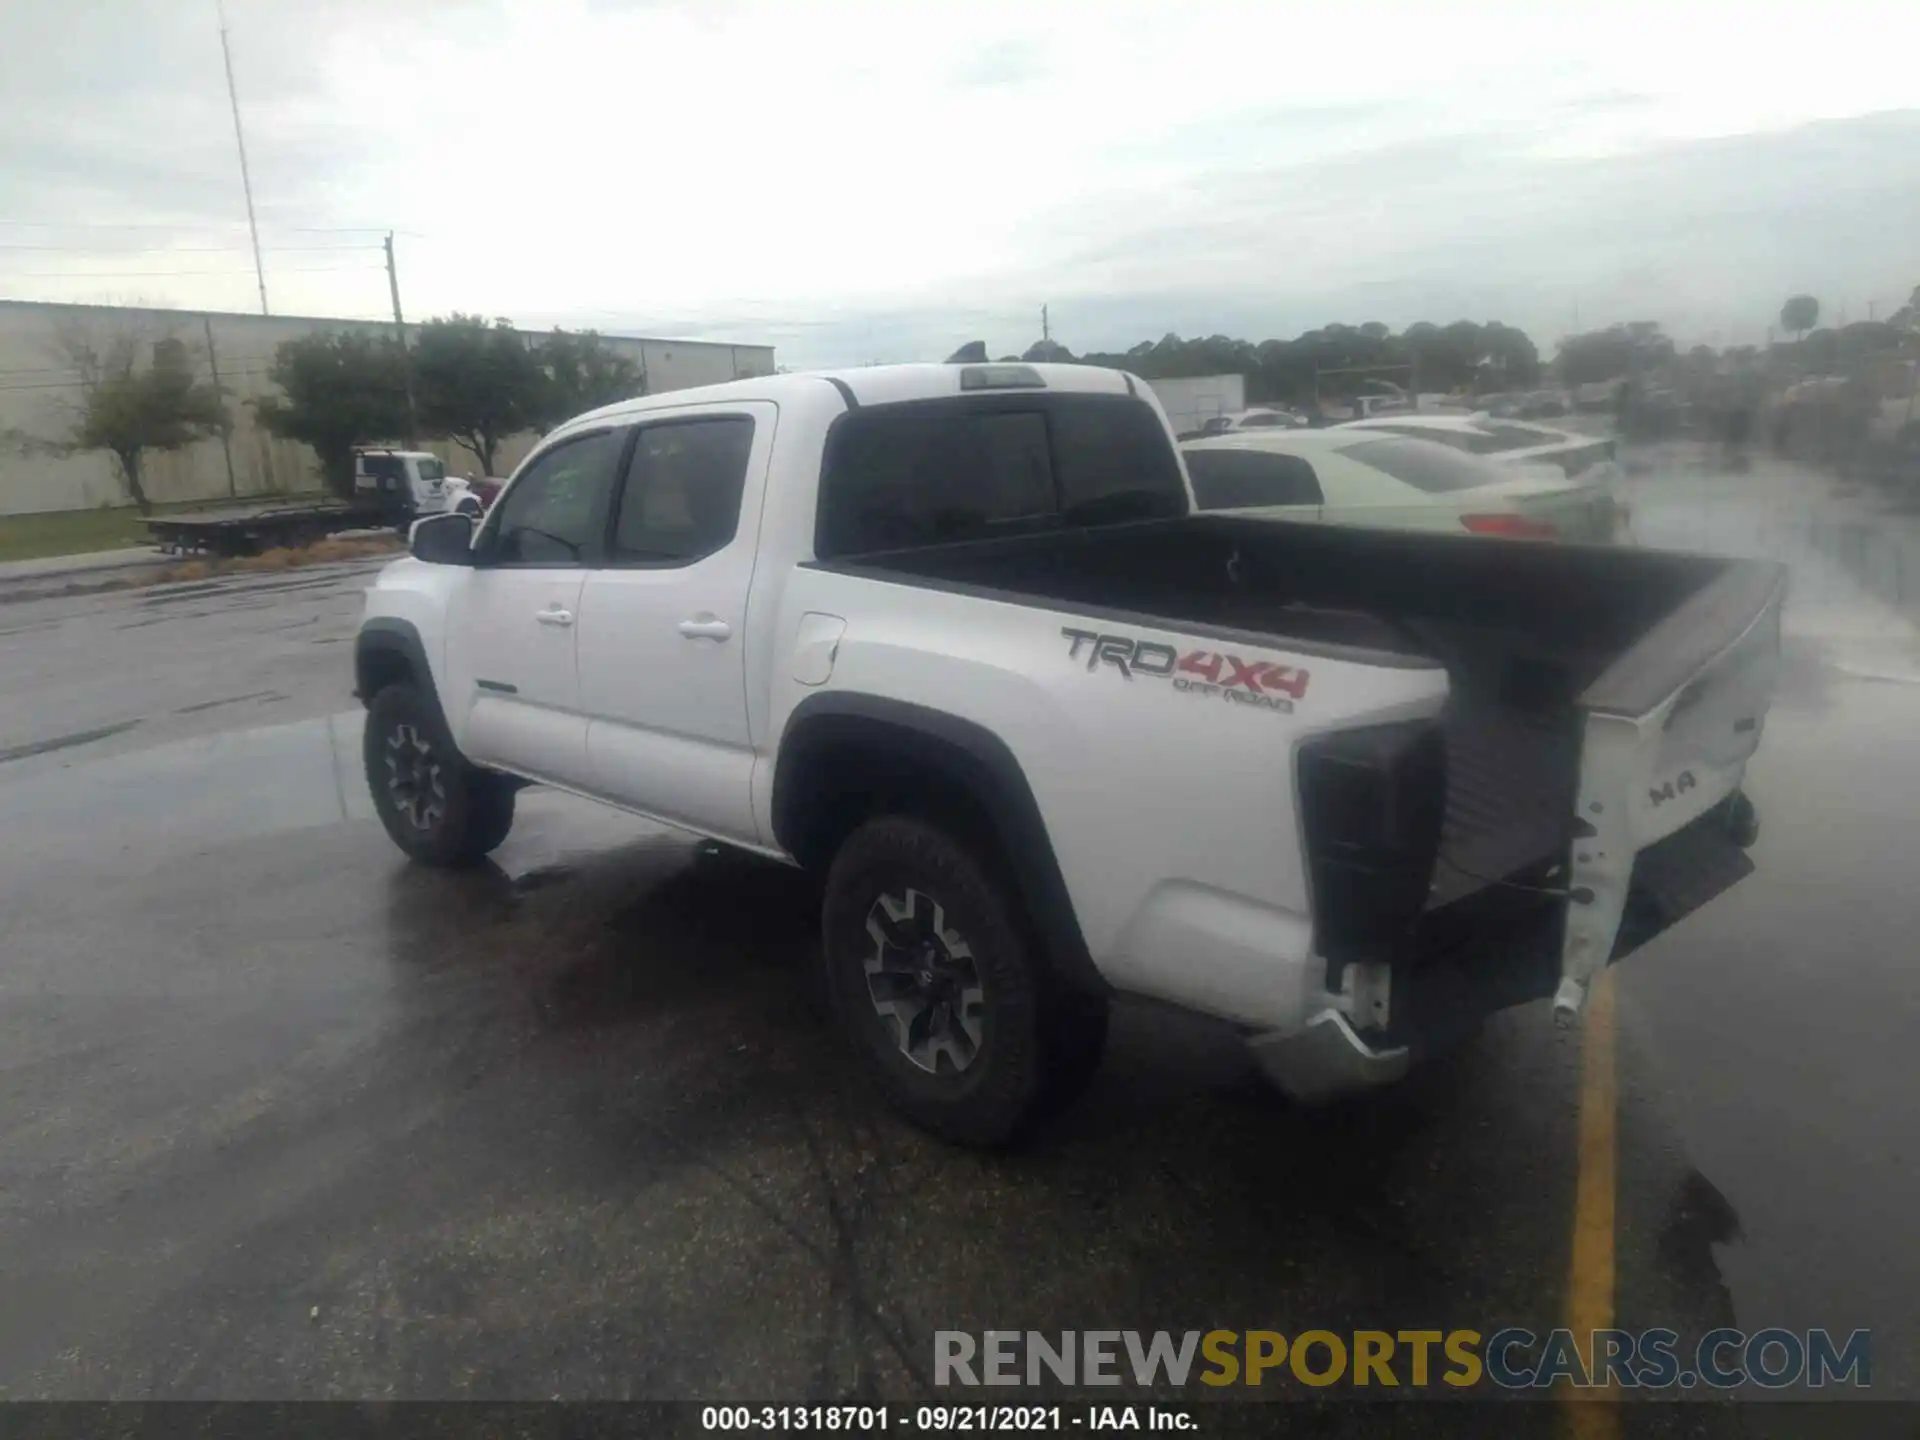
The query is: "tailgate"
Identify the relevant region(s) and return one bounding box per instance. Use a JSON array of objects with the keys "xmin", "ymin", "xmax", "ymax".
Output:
[{"xmin": 1553, "ymin": 558, "xmax": 1787, "ymax": 1015}]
